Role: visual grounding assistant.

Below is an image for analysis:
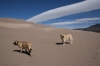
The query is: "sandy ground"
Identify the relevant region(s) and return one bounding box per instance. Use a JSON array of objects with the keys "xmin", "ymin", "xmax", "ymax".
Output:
[{"xmin": 0, "ymin": 18, "xmax": 100, "ymax": 66}]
